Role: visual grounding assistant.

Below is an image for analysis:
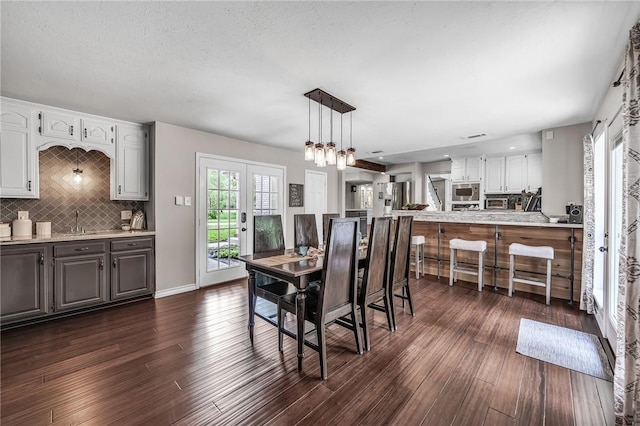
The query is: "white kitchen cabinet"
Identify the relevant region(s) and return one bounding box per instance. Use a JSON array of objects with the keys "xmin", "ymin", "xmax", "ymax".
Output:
[
  {"xmin": 504, "ymin": 154, "xmax": 527, "ymax": 193},
  {"xmin": 484, "ymin": 156, "xmax": 505, "ymax": 193},
  {"xmin": 0, "ymin": 100, "xmax": 37, "ymax": 198},
  {"xmin": 39, "ymin": 110, "xmax": 78, "ymax": 141},
  {"xmin": 526, "ymin": 152, "xmax": 542, "ymax": 192},
  {"xmin": 112, "ymin": 124, "xmax": 148, "ymax": 201},
  {"xmin": 81, "ymin": 118, "xmax": 115, "ymax": 147},
  {"xmin": 451, "ymin": 156, "xmax": 483, "ymax": 182}
]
